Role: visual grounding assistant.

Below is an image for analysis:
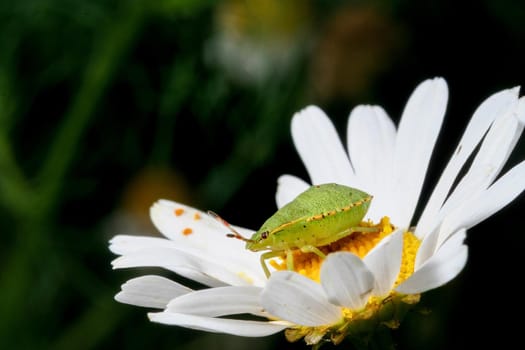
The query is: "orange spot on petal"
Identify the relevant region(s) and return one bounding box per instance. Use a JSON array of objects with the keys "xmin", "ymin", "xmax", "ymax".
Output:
[
  {"xmin": 194, "ymin": 212, "xmax": 201, "ymax": 220},
  {"xmin": 174, "ymin": 208, "xmax": 185, "ymax": 216},
  {"xmin": 182, "ymin": 228, "xmax": 193, "ymax": 236}
]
